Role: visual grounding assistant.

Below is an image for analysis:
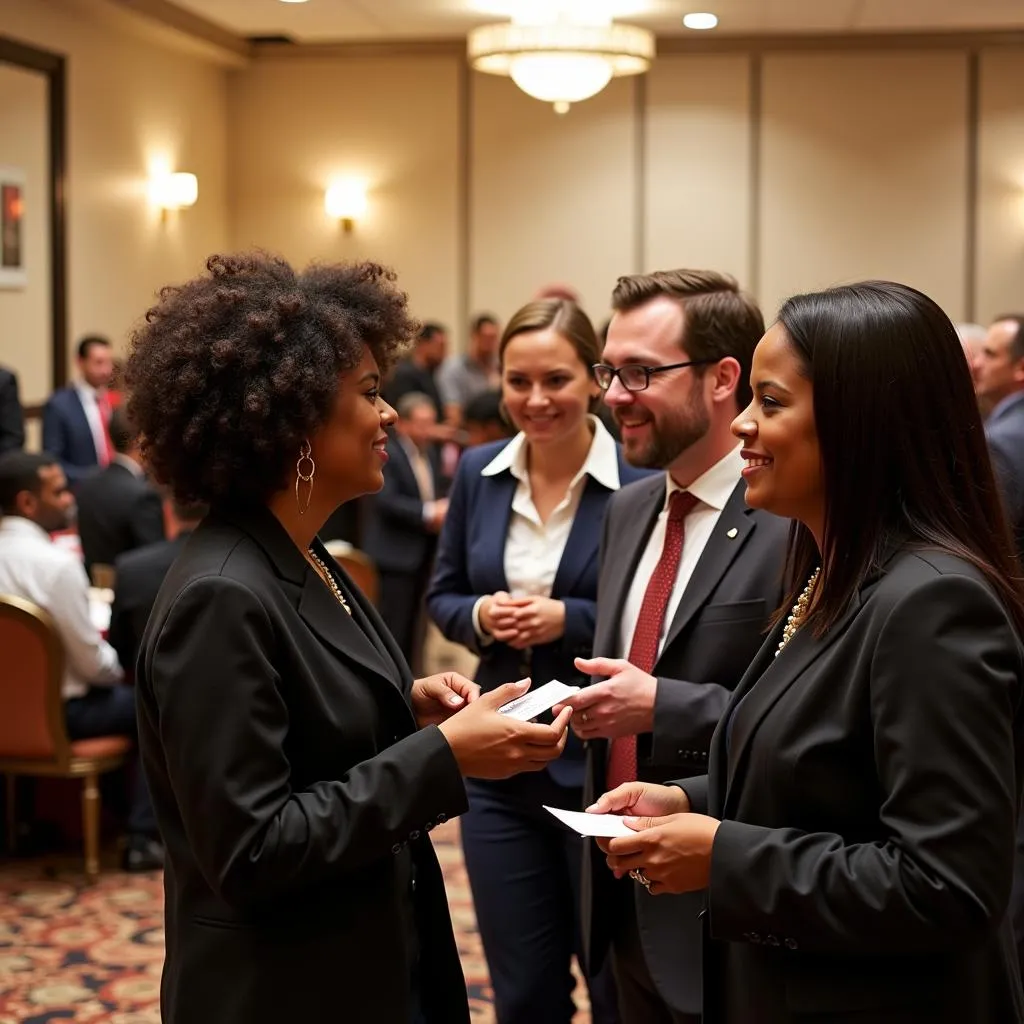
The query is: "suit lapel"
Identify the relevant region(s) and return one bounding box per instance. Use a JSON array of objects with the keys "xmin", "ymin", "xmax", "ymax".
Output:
[
  {"xmin": 551, "ymin": 477, "xmax": 607, "ymax": 597},
  {"xmin": 659, "ymin": 482, "xmax": 755, "ymax": 658},
  {"xmin": 297, "ymin": 575, "xmax": 403, "ymax": 696},
  {"xmin": 720, "ymin": 593, "xmax": 863, "ymax": 817},
  {"xmin": 479, "ymin": 471, "xmax": 517, "ymax": 594},
  {"xmin": 594, "ymin": 475, "xmax": 664, "ymax": 656}
]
